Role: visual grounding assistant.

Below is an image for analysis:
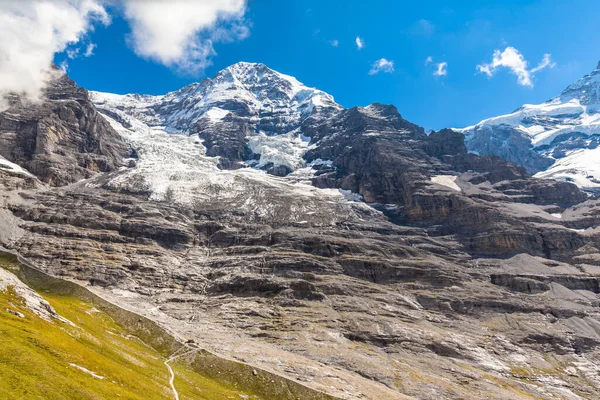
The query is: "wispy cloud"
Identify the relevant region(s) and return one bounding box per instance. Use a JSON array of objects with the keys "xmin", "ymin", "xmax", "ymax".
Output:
[
  {"xmin": 412, "ymin": 19, "xmax": 435, "ymax": 37},
  {"xmin": 355, "ymin": 36, "xmax": 365, "ymax": 50},
  {"xmin": 84, "ymin": 43, "xmax": 96, "ymax": 57},
  {"xmin": 477, "ymin": 46, "xmax": 555, "ymax": 87},
  {"xmin": 425, "ymin": 56, "xmax": 433, "ymax": 65},
  {"xmin": 59, "ymin": 60, "xmax": 69, "ymax": 74},
  {"xmin": 531, "ymin": 53, "xmax": 556, "ymax": 73},
  {"xmin": 330, "ymin": 39, "xmax": 339, "ymax": 47},
  {"xmin": 369, "ymin": 58, "xmax": 395, "ymax": 75},
  {"xmin": 434, "ymin": 62, "xmax": 448, "ymax": 77},
  {"xmin": 66, "ymin": 42, "xmax": 97, "ymax": 60}
]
